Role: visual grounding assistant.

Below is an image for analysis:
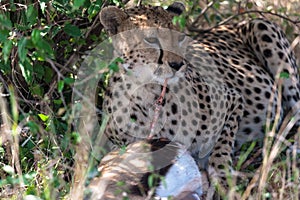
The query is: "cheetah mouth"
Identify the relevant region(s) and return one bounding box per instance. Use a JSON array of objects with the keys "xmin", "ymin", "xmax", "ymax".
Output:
[{"xmin": 153, "ymin": 64, "xmax": 186, "ymax": 83}]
